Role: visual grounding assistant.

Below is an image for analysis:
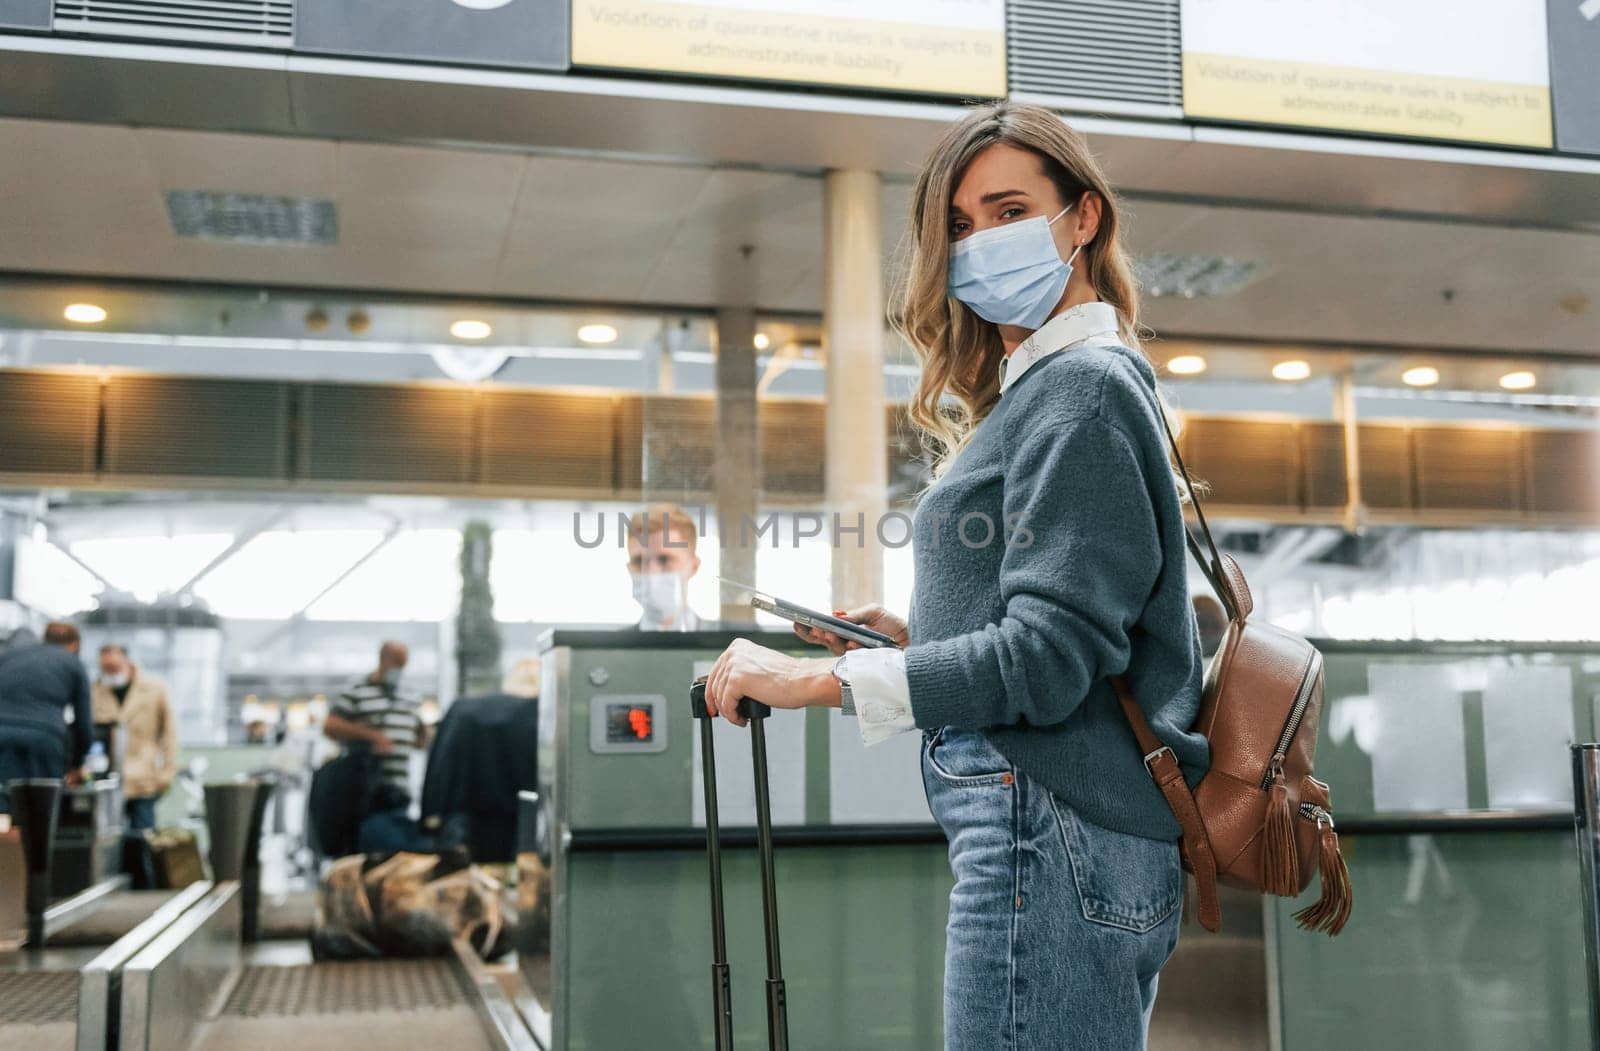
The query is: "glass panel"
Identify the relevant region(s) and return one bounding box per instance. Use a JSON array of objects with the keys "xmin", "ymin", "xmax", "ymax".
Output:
[{"xmin": 1272, "ymin": 831, "xmax": 1589, "ymax": 1050}]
